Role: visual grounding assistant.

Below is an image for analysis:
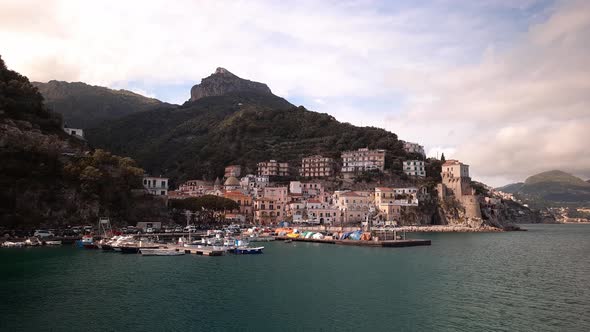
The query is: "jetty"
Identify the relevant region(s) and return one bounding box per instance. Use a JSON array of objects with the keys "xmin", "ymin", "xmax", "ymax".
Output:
[
  {"xmin": 276, "ymin": 236, "xmax": 431, "ymax": 247},
  {"xmin": 162, "ymin": 244, "xmax": 225, "ymax": 256}
]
